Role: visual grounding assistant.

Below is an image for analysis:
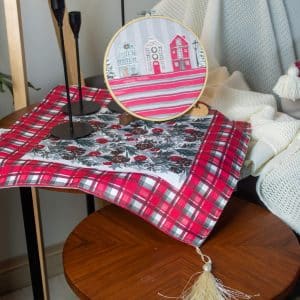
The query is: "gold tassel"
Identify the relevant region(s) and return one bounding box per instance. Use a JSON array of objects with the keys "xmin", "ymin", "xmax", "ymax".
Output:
[{"xmin": 158, "ymin": 247, "xmax": 259, "ymax": 300}]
